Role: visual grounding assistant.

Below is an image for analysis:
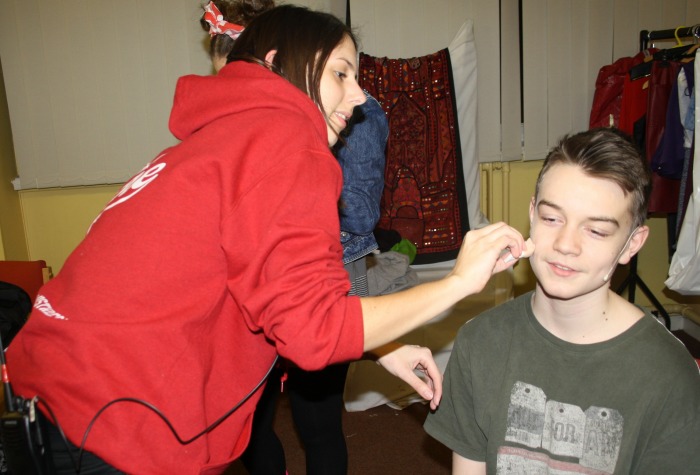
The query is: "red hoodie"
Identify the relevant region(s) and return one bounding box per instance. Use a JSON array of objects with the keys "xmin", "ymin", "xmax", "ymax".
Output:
[{"xmin": 7, "ymin": 62, "xmax": 364, "ymax": 474}]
